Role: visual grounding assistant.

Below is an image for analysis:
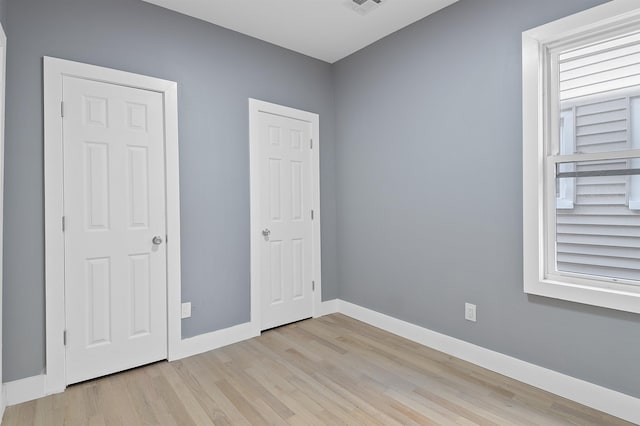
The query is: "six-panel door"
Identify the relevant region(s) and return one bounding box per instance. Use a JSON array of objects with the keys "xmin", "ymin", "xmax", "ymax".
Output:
[
  {"xmin": 259, "ymin": 112, "xmax": 314, "ymax": 330},
  {"xmin": 63, "ymin": 77, "xmax": 167, "ymax": 384}
]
